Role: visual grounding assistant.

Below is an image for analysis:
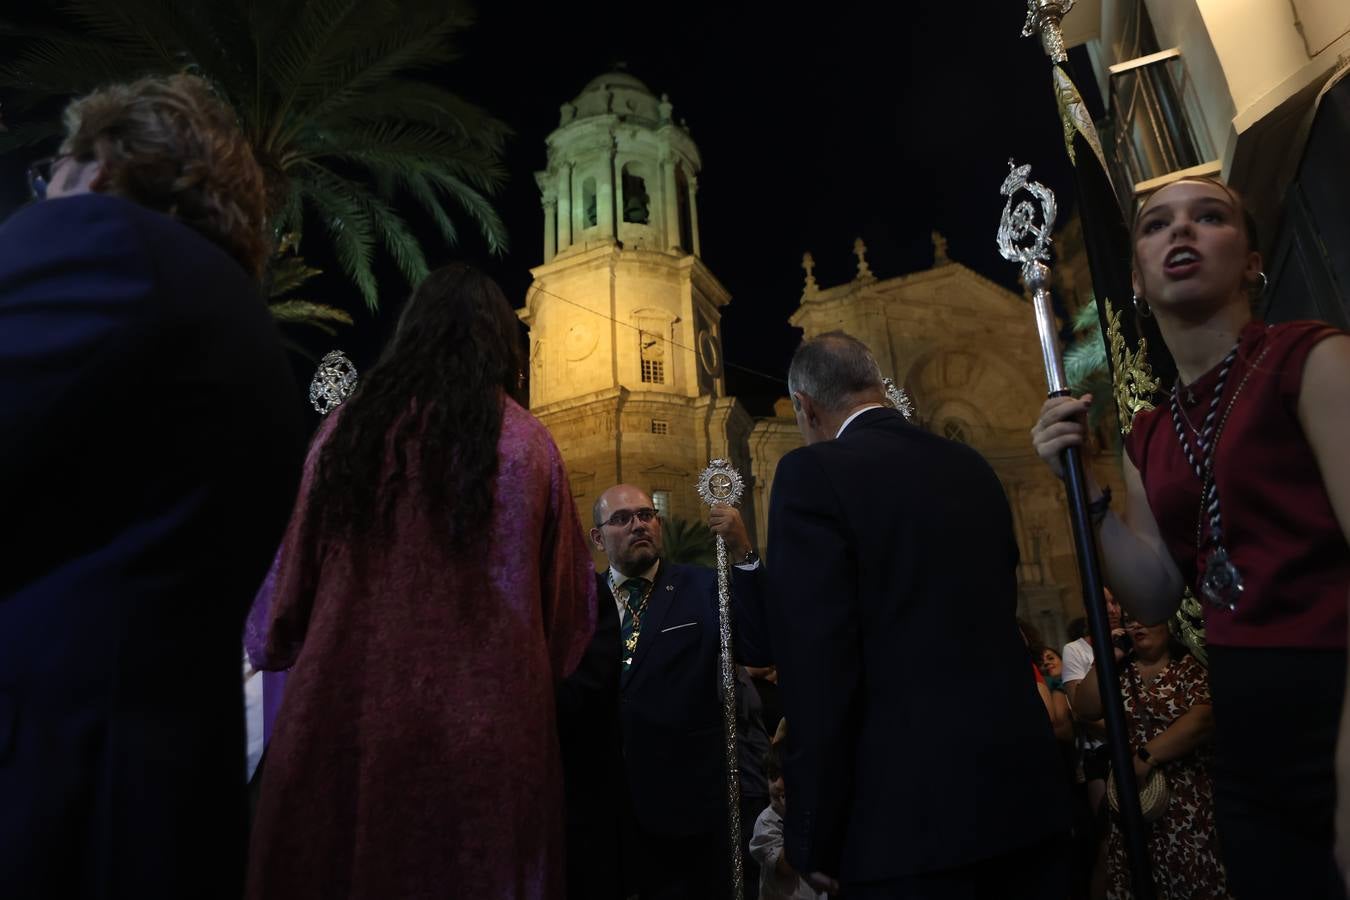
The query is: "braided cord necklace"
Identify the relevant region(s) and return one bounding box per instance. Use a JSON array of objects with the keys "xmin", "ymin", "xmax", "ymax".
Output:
[{"xmin": 1168, "ymin": 338, "xmax": 1271, "ymax": 610}]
